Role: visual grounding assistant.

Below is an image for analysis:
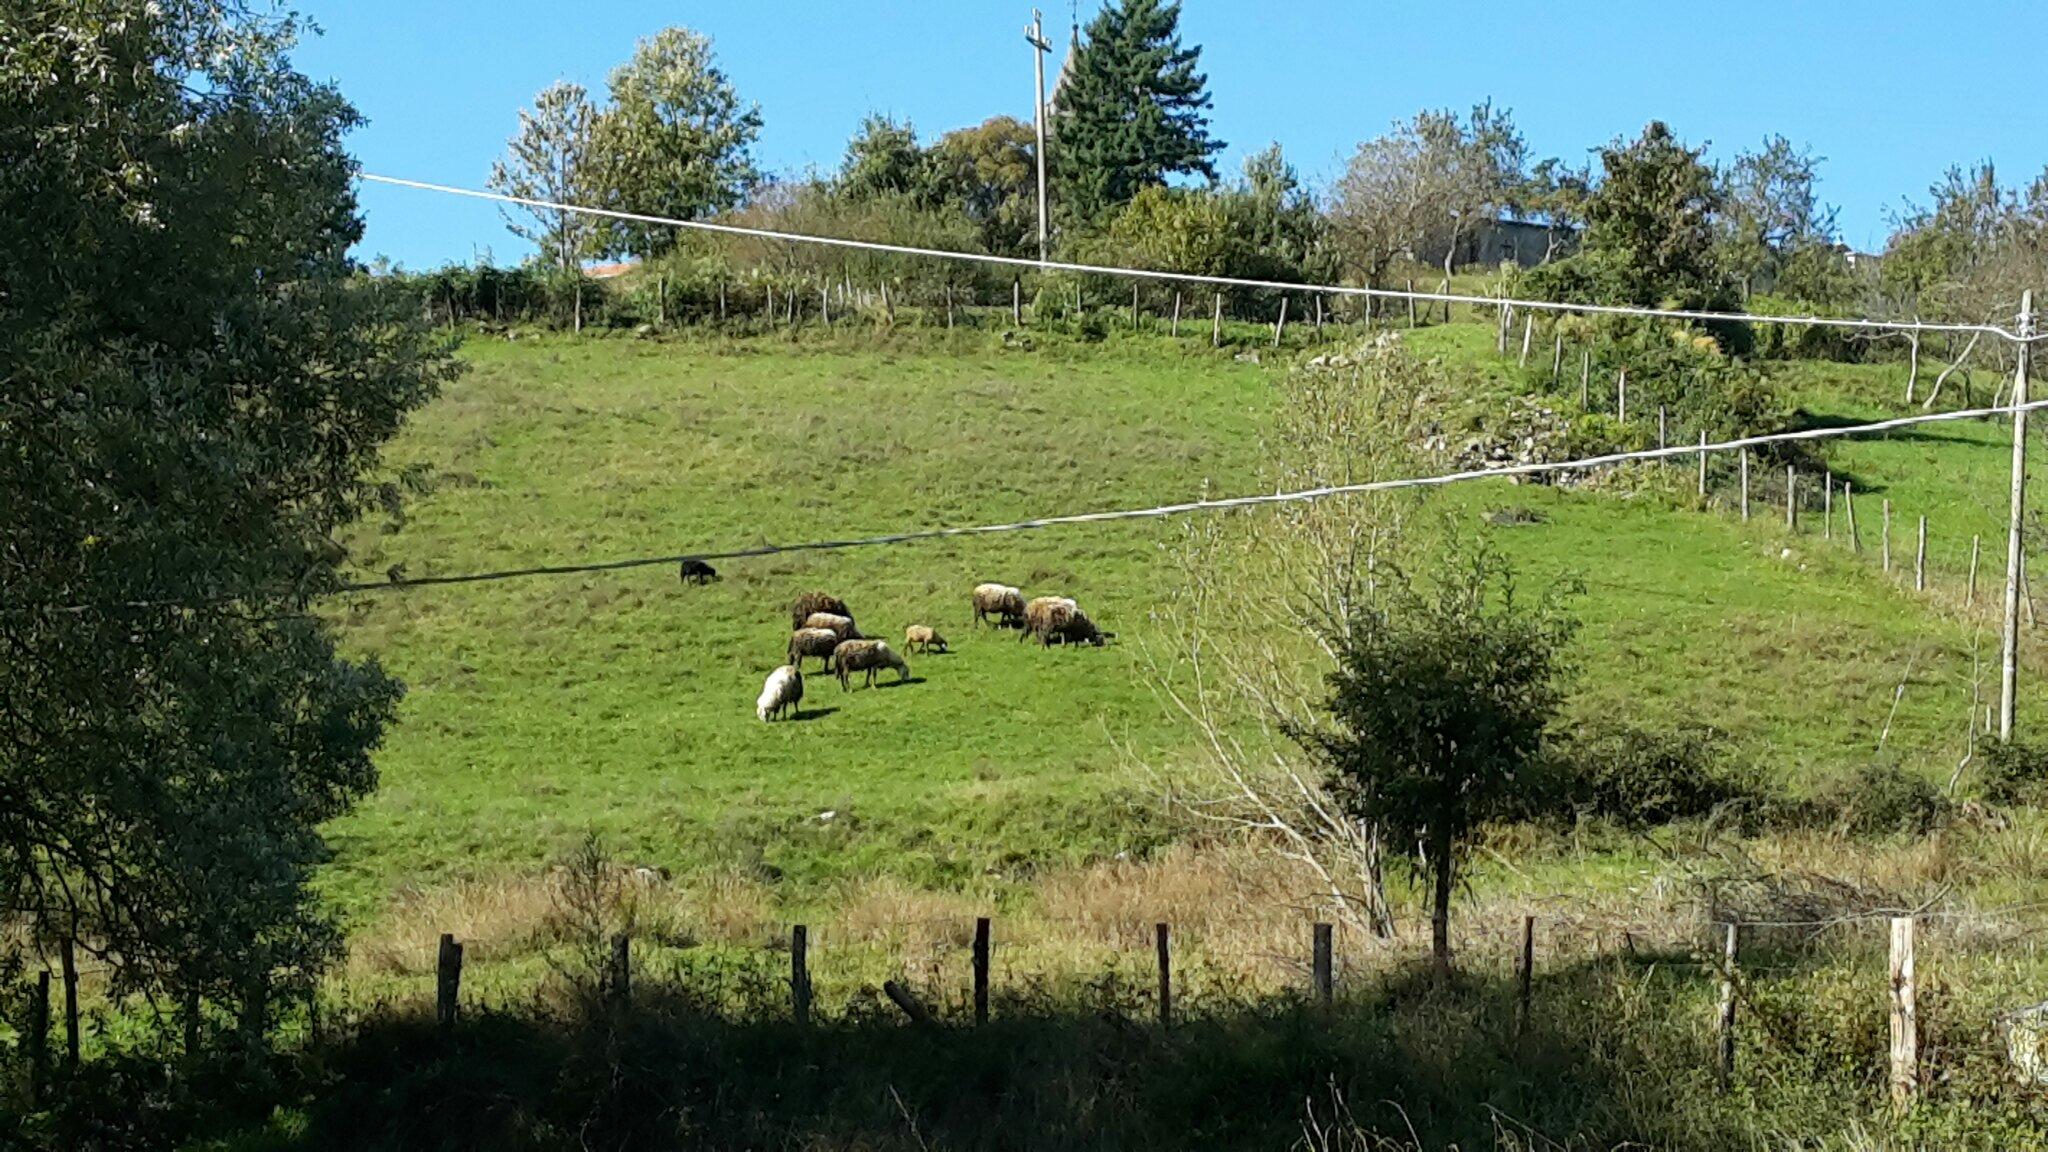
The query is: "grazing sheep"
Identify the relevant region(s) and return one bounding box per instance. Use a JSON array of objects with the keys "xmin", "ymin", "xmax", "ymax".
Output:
[
  {"xmin": 678, "ymin": 558, "xmax": 719, "ymax": 585},
  {"xmin": 788, "ymin": 628, "xmax": 842, "ymax": 671},
  {"xmin": 1020, "ymin": 596, "xmax": 1078, "ymax": 645},
  {"xmin": 802, "ymin": 612, "xmax": 861, "ymax": 640},
  {"xmin": 1052, "ymin": 607, "xmax": 1113, "ymax": 648},
  {"xmin": 971, "ymin": 582, "xmax": 1026, "ymax": 629},
  {"xmin": 832, "ymin": 639, "xmax": 910, "ymax": 690},
  {"xmin": 756, "ymin": 665, "xmax": 803, "ymax": 721},
  {"xmin": 904, "ymin": 624, "xmax": 948, "ymax": 654},
  {"xmin": 791, "ymin": 592, "xmax": 851, "ymax": 631}
]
